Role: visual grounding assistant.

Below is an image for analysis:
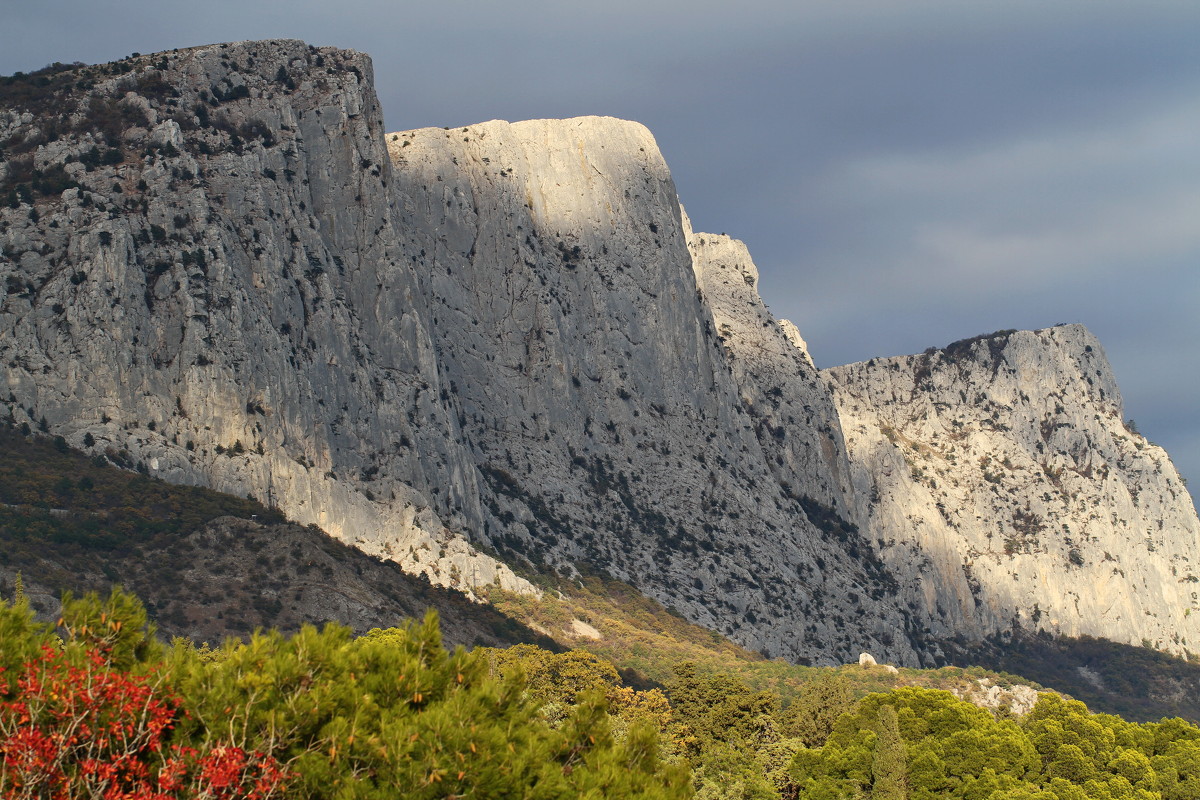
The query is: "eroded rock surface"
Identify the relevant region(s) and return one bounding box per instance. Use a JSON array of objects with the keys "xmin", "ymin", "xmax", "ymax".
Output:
[
  {"xmin": 825, "ymin": 326, "xmax": 1200, "ymax": 655},
  {"xmin": 387, "ymin": 117, "xmax": 913, "ymax": 663},
  {"xmin": 0, "ymin": 40, "xmax": 529, "ymax": 596},
  {"xmin": 4, "ymin": 40, "xmax": 1198, "ymax": 666}
]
